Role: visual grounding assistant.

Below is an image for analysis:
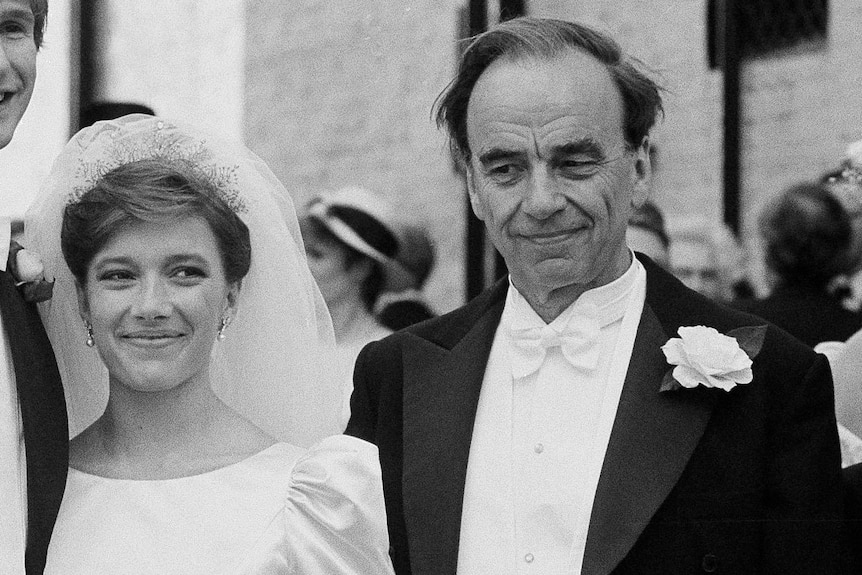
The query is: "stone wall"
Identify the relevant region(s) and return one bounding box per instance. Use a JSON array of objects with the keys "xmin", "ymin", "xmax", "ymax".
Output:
[
  {"xmin": 94, "ymin": 0, "xmax": 246, "ymax": 140},
  {"xmin": 245, "ymin": 0, "xmax": 467, "ymax": 310}
]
